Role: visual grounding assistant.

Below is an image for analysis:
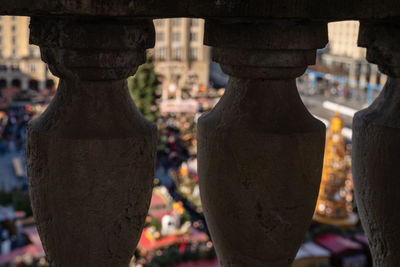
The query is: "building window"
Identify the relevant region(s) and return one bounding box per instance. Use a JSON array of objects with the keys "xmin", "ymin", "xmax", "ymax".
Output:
[
  {"xmin": 156, "ymin": 32, "xmax": 165, "ymax": 42},
  {"xmin": 12, "ymin": 36, "xmax": 16, "ymax": 45},
  {"xmin": 190, "ymin": 47, "xmax": 198, "ymax": 60},
  {"xmin": 11, "ymin": 25, "xmax": 16, "ymax": 32},
  {"xmin": 190, "ymin": 19, "xmax": 199, "ymax": 27},
  {"xmin": 0, "ymin": 36, "xmax": 2, "ymax": 45},
  {"xmin": 0, "ymin": 26, "xmax": 2, "ymax": 31},
  {"xmin": 190, "ymin": 32, "xmax": 198, "ymax": 41},
  {"xmin": 30, "ymin": 63, "xmax": 36, "ymax": 73},
  {"xmin": 11, "ymin": 16, "xmax": 16, "ymax": 21},
  {"xmin": 154, "ymin": 19, "xmax": 164, "ymax": 27},
  {"xmin": 29, "ymin": 47, "xmax": 36, "ymax": 57},
  {"xmin": 156, "ymin": 47, "xmax": 166, "ymax": 61},
  {"xmin": 172, "ymin": 18, "xmax": 181, "ymax": 27},
  {"xmin": 11, "ymin": 65, "xmax": 19, "ymax": 72},
  {"xmin": 12, "ymin": 49, "xmax": 17, "ymax": 58},
  {"xmin": 172, "ymin": 47, "xmax": 182, "ymax": 60},
  {"xmin": 172, "ymin": 32, "xmax": 181, "ymax": 42}
]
